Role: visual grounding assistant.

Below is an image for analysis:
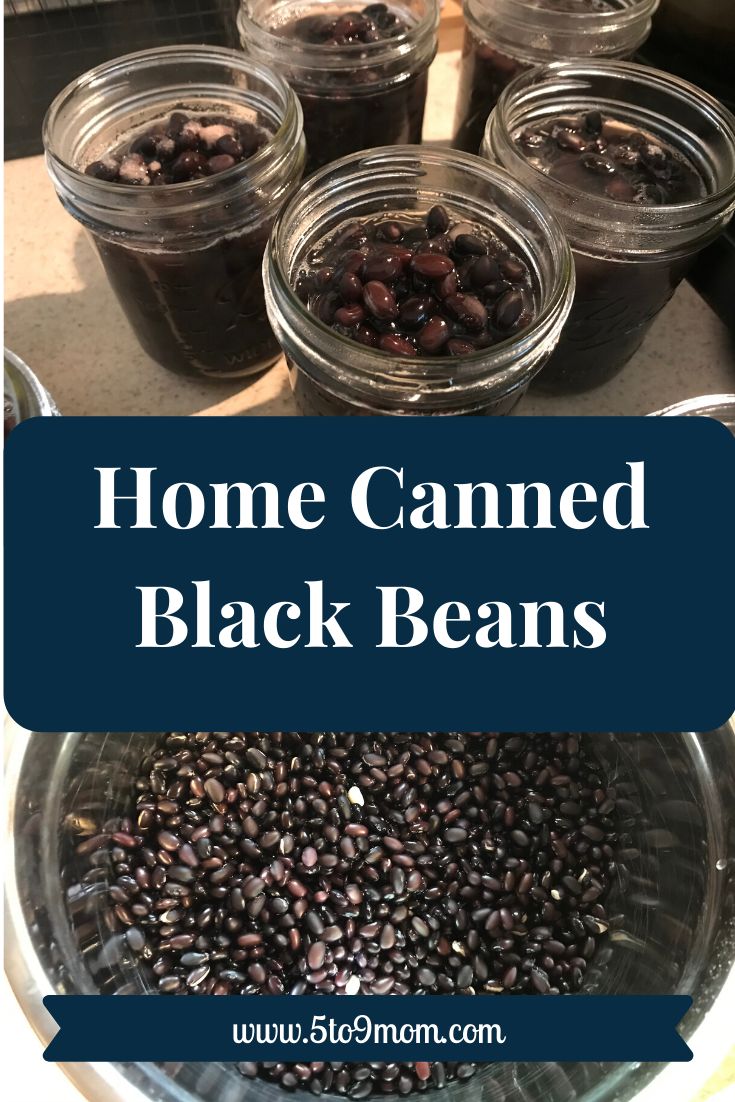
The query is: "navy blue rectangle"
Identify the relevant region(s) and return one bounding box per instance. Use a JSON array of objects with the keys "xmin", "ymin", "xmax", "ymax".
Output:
[
  {"xmin": 4, "ymin": 415, "xmax": 734, "ymax": 731},
  {"xmin": 43, "ymin": 994, "xmax": 692, "ymax": 1063}
]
